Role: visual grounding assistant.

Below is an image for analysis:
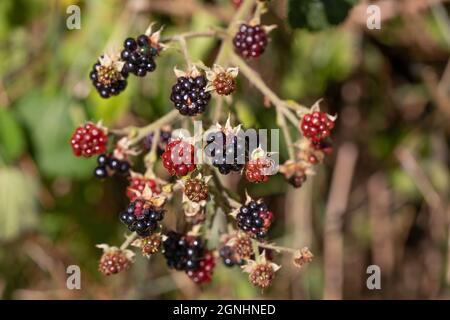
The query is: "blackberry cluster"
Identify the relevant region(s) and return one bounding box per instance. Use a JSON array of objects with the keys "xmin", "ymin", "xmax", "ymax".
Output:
[
  {"xmin": 119, "ymin": 199, "xmax": 165, "ymax": 237},
  {"xmin": 121, "ymin": 35, "xmax": 157, "ymax": 77},
  {"xmin": 94, "ymin": 154, "xmax": 130, "ymax": 179},
  {"xmin": 142, "ymin": 129, "xmax": 171, "ymax": 156},
  {"xmin": 233, "ymin": 24, "xmax": 268, "ymax": 59},
  {"xmin": 205, "ymin": 131, "xmax": 245, "ymax": 175},
  {"xmin": 236, "ymin": 200, "xmax": 274, "ymax": 239},
  {"xmin": 162, "ymin": 231, "xmax": 205, "ymax": 271},
  {"xmin": 170, "ymin": 76, "xmax": 211, "ymax": 116},
  {"xmin": 89, "ymin": 60, "xmax": 128, "ymax": 98}
]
